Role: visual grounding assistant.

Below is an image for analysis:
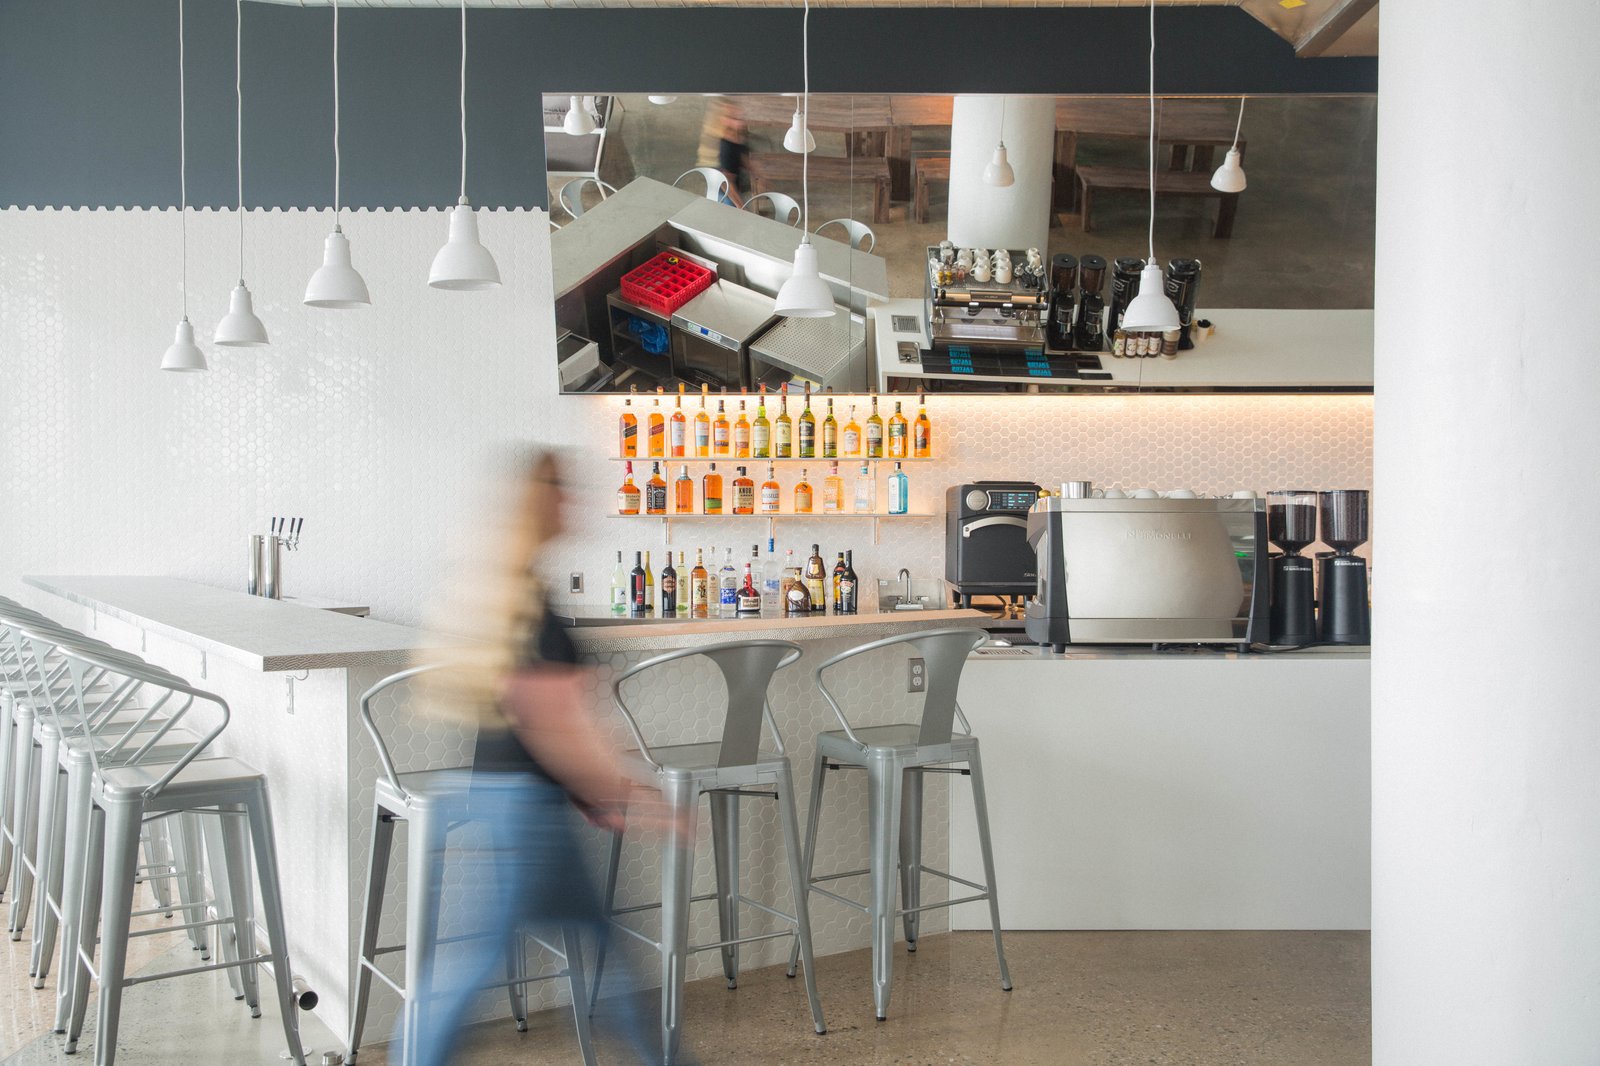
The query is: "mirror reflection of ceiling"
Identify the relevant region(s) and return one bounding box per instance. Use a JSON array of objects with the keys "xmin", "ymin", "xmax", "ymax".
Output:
[{"xmin": 252, "ymin": 0, "xmax": 1377, "ymax": 58}]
